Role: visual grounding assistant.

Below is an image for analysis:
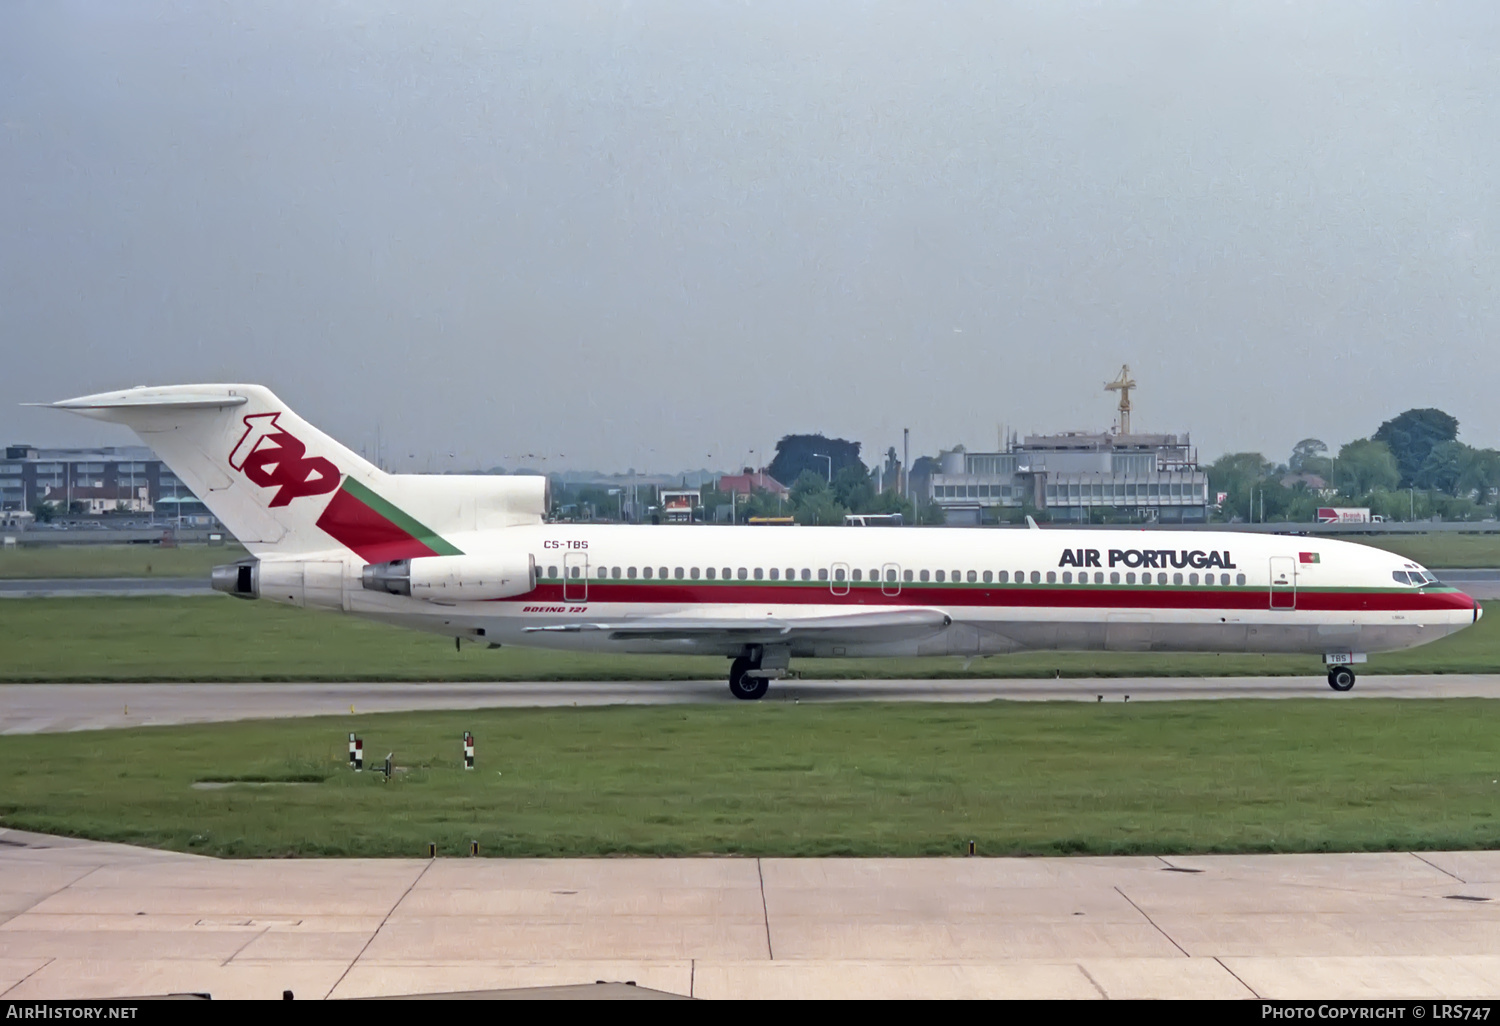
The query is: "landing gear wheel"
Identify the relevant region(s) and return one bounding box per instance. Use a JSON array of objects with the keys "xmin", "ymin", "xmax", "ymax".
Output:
[
  {"xmin": 1328, "ymin": 666, "xmax": 1356, "ymax": 692},
  {"xmin": 728, "ymin": 656, "xmax": 769, "ymax": 700}
]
